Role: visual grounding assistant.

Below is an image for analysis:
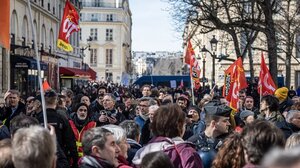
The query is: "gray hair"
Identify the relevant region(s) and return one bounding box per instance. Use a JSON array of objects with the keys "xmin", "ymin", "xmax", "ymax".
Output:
[
  {"xmin": 82, "ymin": 127, "xmax": 113, "ymax": 155},
  {"xmin": 262, "ymin": 147, "xmax": 300, "ymax": 168},
  {"xmin": 120, "ymin": 120, "xmax": 140, "ymax": 140},
  {"xmin": 286, "ymin": 110, "xmax": 300, "ymax": 122},
  {"xmin": 286, "ymin": 133, "xmax": 300, "ymax": 149},
  {"xmin": 139, "ymin": 97, "xmax": 156, "ymax": 106},
  {"xmin": 12, "ymin": 125, "xmax": 56, "ymax": 168},
  {"xmin": 149, "ymin": 105, "xmax": 159, "ymax": 112},
  {"xmin": 101, "ymin": 125, "xmax": 127, "ymax": 144}
]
